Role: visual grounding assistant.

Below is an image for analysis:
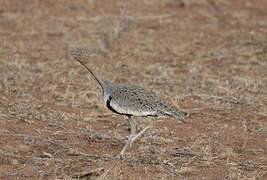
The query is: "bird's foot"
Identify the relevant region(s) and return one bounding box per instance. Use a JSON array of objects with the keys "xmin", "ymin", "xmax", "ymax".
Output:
[
  {"xmin": 184, "ymin": 111, "xmax": 189, "ymax": 117},
  {"xmin": 114, "ymin": 154, "xmax": 124, "ymax": 160}
]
